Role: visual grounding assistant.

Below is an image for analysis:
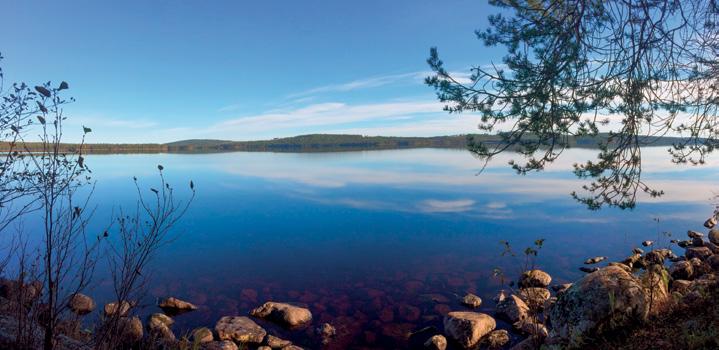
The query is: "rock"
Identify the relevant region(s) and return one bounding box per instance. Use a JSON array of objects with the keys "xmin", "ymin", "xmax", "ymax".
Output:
[
  {"xmin": 215, "ymin": 316, "xmax": 266, "ymax": 344},
  {"xmin": 640, "ymin": 265, "xmax": 671, "ymax": 314},
  {"xmin": 671, "ymin": 280, "xmax": 692, "ymax": 294},
  {"xmin": 264, "ymin": 334, "xmax": 291, "ymax": 348},
  {"xmin": 258, "ymin": 347, "xmax": 272, "ymax": 350},
  {"xmin": 201, "ymin": 340, "xmax": 239, "ymax": 350},
  {"xmin": 632, "ymin": 248, "xmax": 644, "ymax": 255},
  {"xmin": 104, "ymin": 301, "xmax": 133, "ymax": 317},
  {"xmin": 686, "ymin": 246, "xmax": 713, "ymax": 260},
  {"xmin": 486, "ymin": 329, "xmax": 509, "ymax": 348},
  {"xmin": 707, "ymin": 255, "xmax": 719, "ymax": 270},
  {"xmin": 705, "ymin": 241, "xmax": 719, "ymax": 254},
  {"xmin": 250, "ymin": 302, "xmax": 312, "ymax": 327},
  {"xmin": 68, "ymin": 293, "xmax": 95, "ymax": 315},
  {"xmin": 688, "ymin": 230, "xmax": 704, "ymax": 239},
  {"xmin": 158, "ymin": 297, "xmax": 198, "ymax": 313},
  {"xmin": 517, "ymin": 288, "xmax": 550, "ymax": 309},
  {"xmin": 119, "ymin": 316, "xmax": 143, "ymax": 344},
  {"xmin": 607, "ymin": 262, "xmax": 632, "ymax": 273},
  {"xmin": 692, "ymin": 237, "xmax": 705, "ymax": 247},
  {"xmin": 495, "ymin": 295, "xmax": 529, "ymax": 323},
  {"xmin": 642, "ymin": 240, "xmax": 653, "ymax": 247},
  {"xmin": 282, "ymin": 346, "xmax": 304, "ymax": 350},
  {"xmin": 709, "ymin": 228, "xmax": 719, "ymax": 245},
  {"xmin": 621, "ymin": 253, "xmax": 642, "ymax": 268},
  {"xmin": 443, "ymin": 312, "xmax": 496, "ymax": 349},
  {"xmin": 579, "ymin": 267, "xmax": 598, "ymax": 273},
  {"xmin": 550, "ymin": 283, "xmax": 572, "ymax": 294},
  {"xmin": 517, "ymin": 319, "xmax": 548, "ymax": 338},
  {"xmin": 519, "ymin": 270, "xmax": 552, "ymax": 288},
  {"xmin": 408, "ymin": 326, "xmax": 441, "ymax": 348},
  {"xmin": 678, "ymin": 240, "xmax": 692, "ymax": 248},
  {"xmin": 669, "ymin": 260, "xmax": 694, "ymax": 280},
  {"xmin": 191, "ymin": 327, "xmax": 214, "ymax": 343},
  {"xmin": 583, "ymin": 256, "xmax": 607, "ymax": 264},
  {"xmin": 547, "ymin": 266, "xmax": 659, "ymax": 348},
  {"xmin": 0, "ymin": 279, "xmax": 42, "ymax": 304},
  {"xmin": 460, "ymin": 293, "xmax": 482, "ymax": 308},
  {"xmin": 315, "ymin": 323, "xmax": 336, "ymax": 344},
  {"xmin": 423, "ymin": 334, "xmax": 447, "ymax": 350},
  {"xmin": 644, "ymin": 249, "xmax": 671, "ymax": 265},
  {"xmin": 493, "ymin": 290, "xmax": 508, "ymax": 303},
  {"xmin": 705, "ymin": 216, "xmax": 717, "ymax": 229},
  {"xmin": 147, "ymin": 313, "xmax": 175, "ymax": 340}
]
